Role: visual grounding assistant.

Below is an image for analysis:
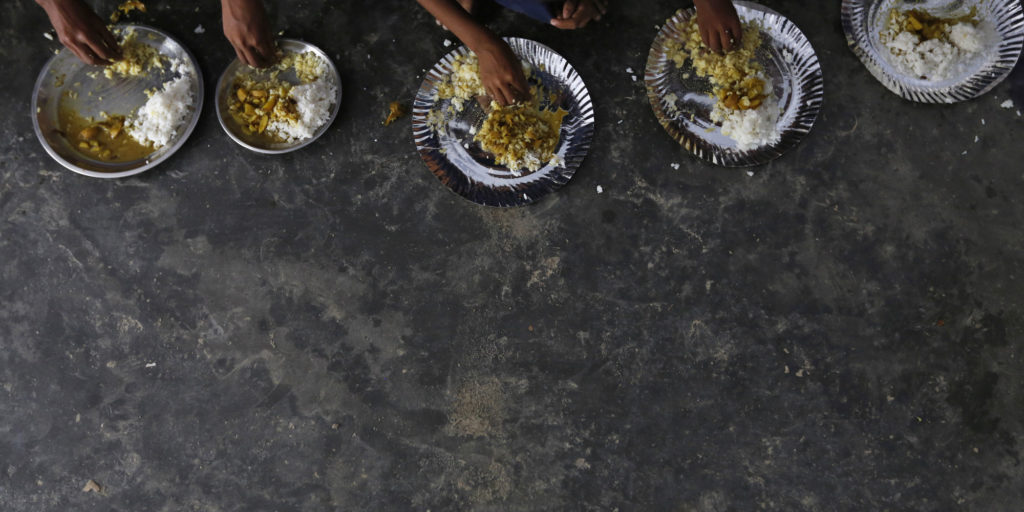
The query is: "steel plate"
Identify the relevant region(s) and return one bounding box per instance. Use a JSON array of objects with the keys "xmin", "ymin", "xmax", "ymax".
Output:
[
  {"xmin": 842, "ymin": 0, "xmax": 1024, "ymax": 103},
  {"xmin": 215, "ymin": 39, "xmax": 342, "ymax": 154},
  {"xmin": 412, "ymin": 37, "xmax": 595, "ymax": 207},
  {"xmin": 31, "ymin": 24, "xmax": 204, "ymax": 178},
  {"xmin": 645, "ymin": 2, "xmax": 824, "ymax": 167}
]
